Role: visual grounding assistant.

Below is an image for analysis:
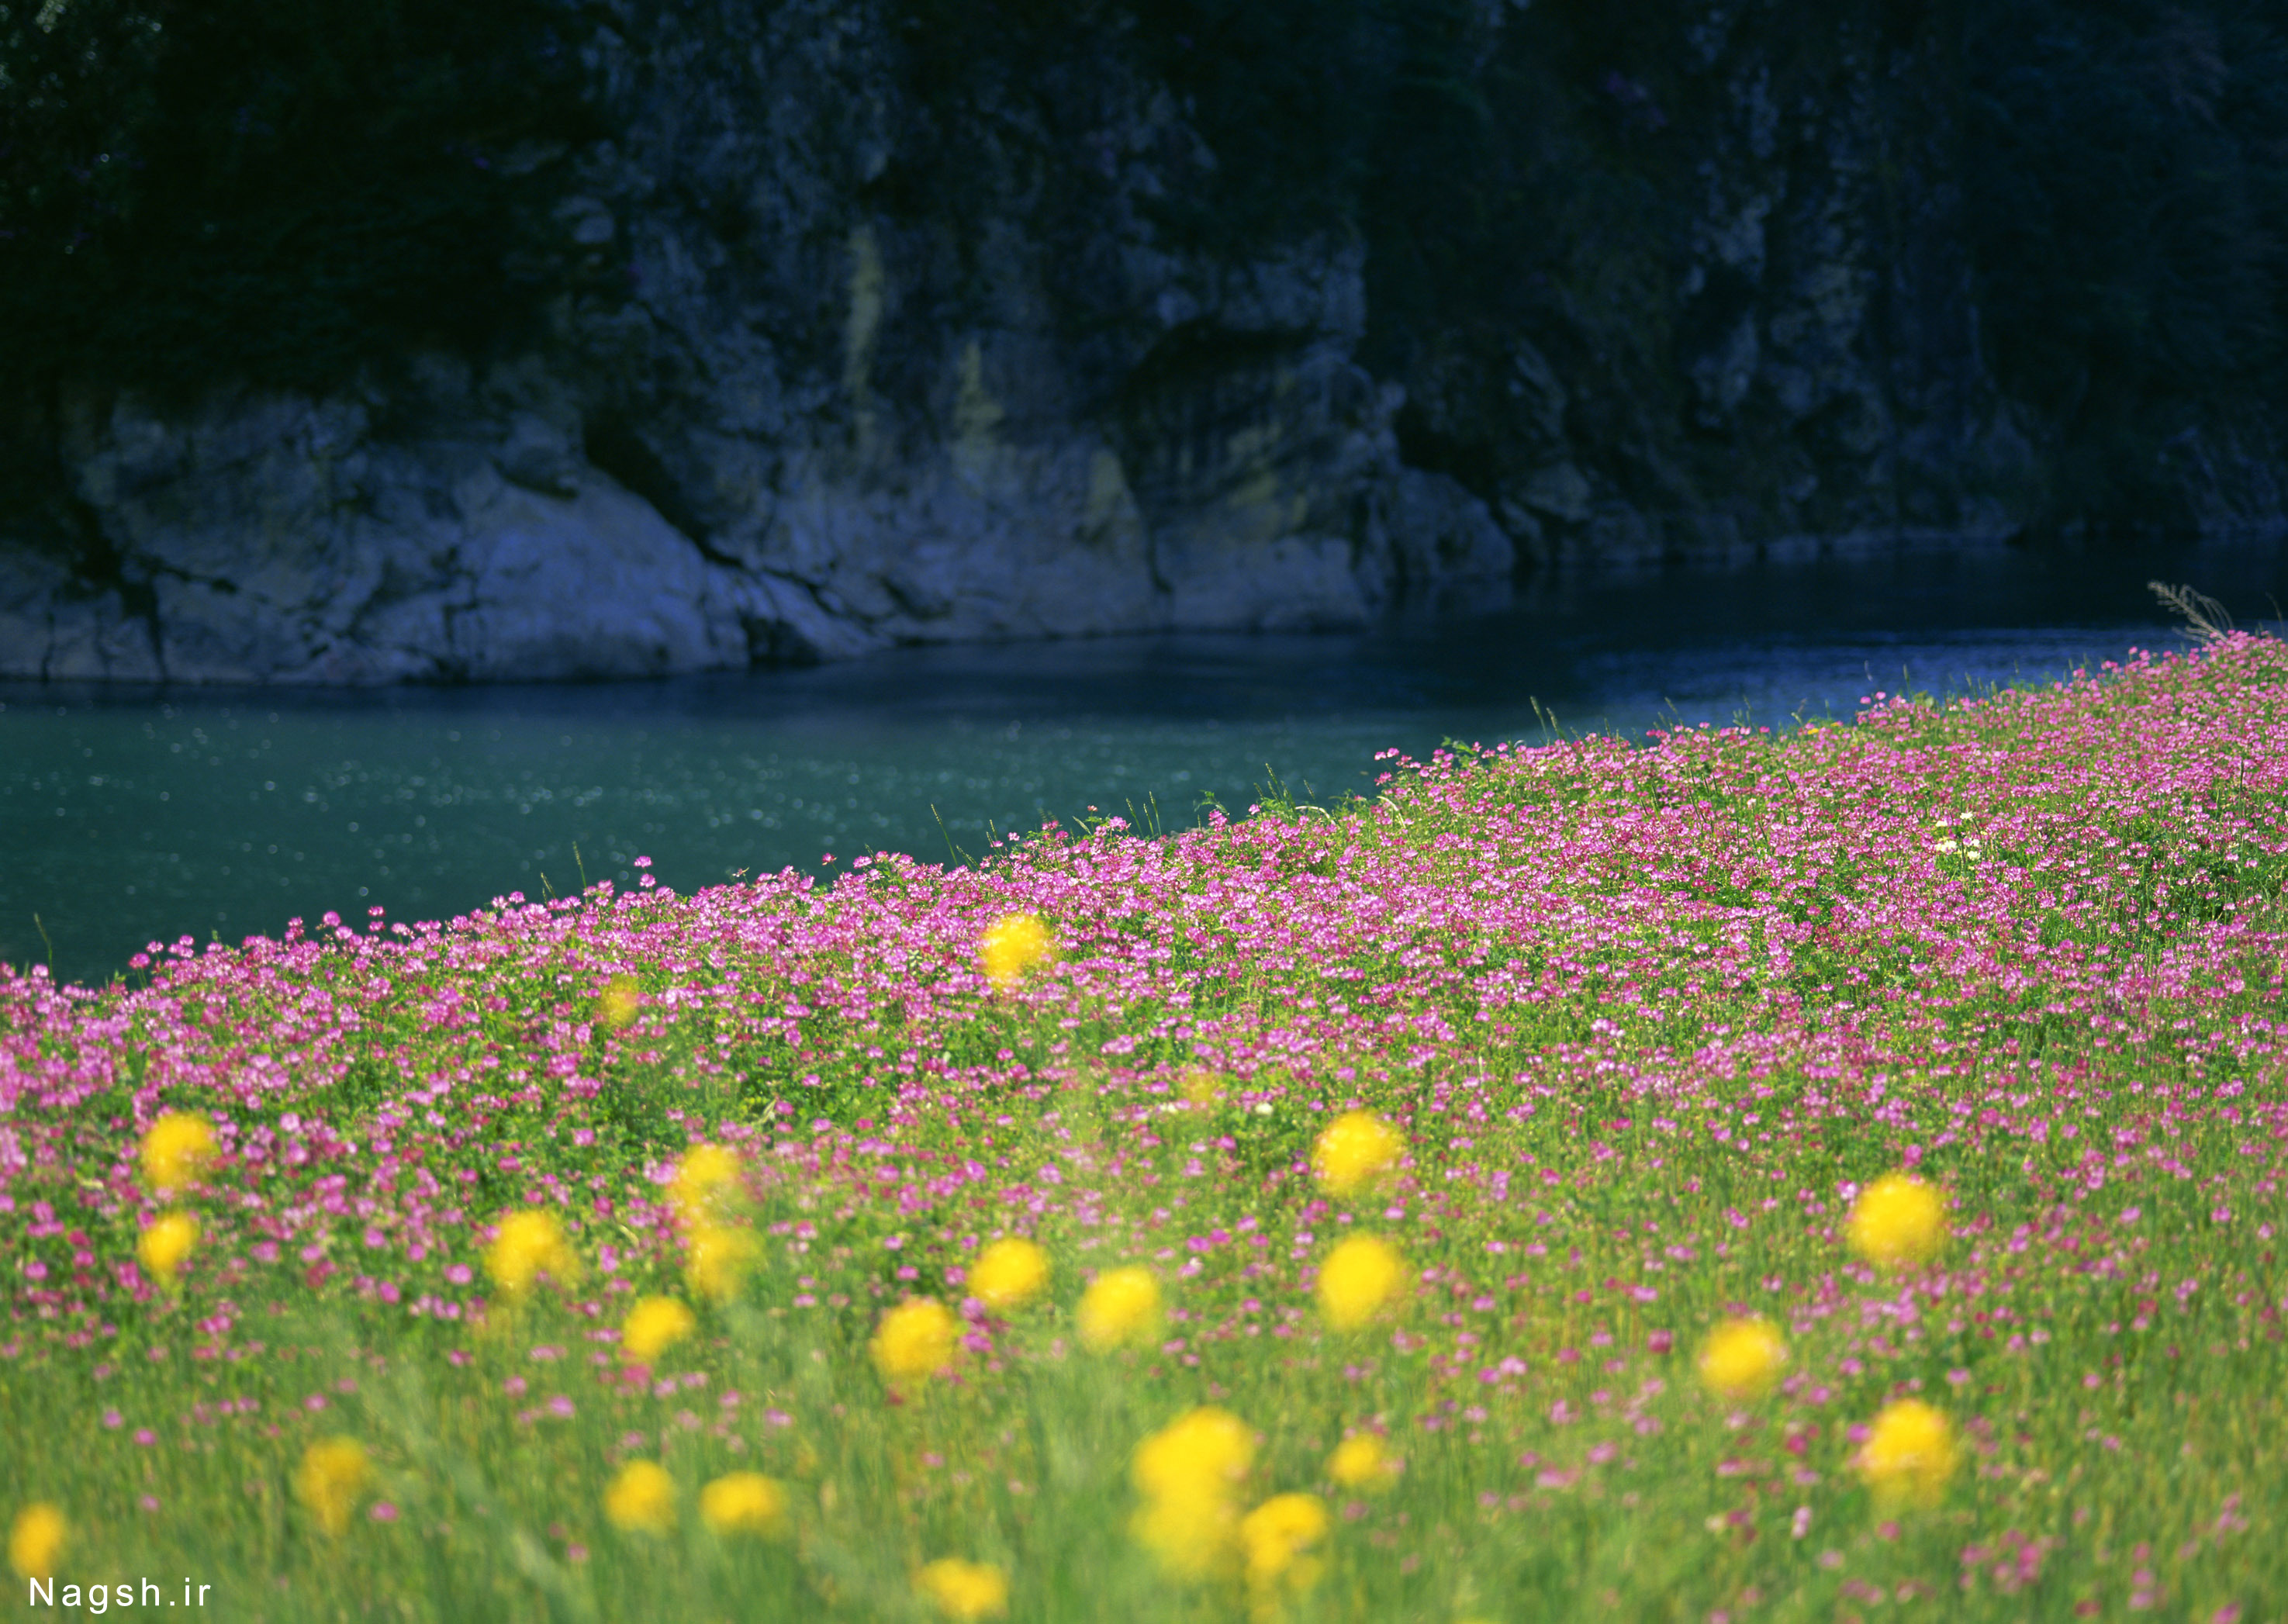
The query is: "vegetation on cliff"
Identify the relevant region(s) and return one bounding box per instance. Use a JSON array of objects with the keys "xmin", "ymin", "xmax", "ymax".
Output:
[
  {"xmin": 0, "ymin": 0, "xmax": 593, "ymax": 396},
  {"xmin": 5, "ymin": 0, "xmax": 2286, "ymax": 535}
]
